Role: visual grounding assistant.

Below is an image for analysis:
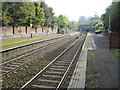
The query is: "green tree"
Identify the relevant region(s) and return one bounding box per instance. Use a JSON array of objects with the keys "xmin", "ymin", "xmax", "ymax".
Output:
[
  {"xmin": 110, "ymin": 2, "xmax": 120, "ymax": 32},
  {"xmin": 19, "ymin": 2, "xmax": 36, "ymax": 26},
  {"xmin": 51, "ymin": 15, "xmax": 58, "ymax": 28},
  {"xmin": 88, "ymin": 15, "xmax": 100, "ymax": 31},
  {"xmin": 32, "ymin": 2, "xmax": 45, "ymax": 27},
  {"xmin": 2, "ymin": 2, "xmax": 36, "ymax": 26},
  {"xmin": 101, "ymin": 6, "xmax": 111, "ymax": 27},
  {"xmin": 2, "ymin": 2, "xmax": 10, "ymax": 26},
  {"xmin": 101, "ymin": 2, "xmax": 120, "ymax": 32},
  {"xmin": 2, "ymin": 2, "xmax": 46, "ymax": 27},
  {"xmin": 71, "ymin": 21, "xmax": 78, "ymax": 31},
  {"xmin": 78, "ymin": 16, "xmax": 87, "ymax": 24},
  {"xmin": 57, "ymin": 15, "xmax": 70, "ymax": 33},
  {"xmin": 40, "ymin": 2, "xmax": 53, "ymax": 27}
]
